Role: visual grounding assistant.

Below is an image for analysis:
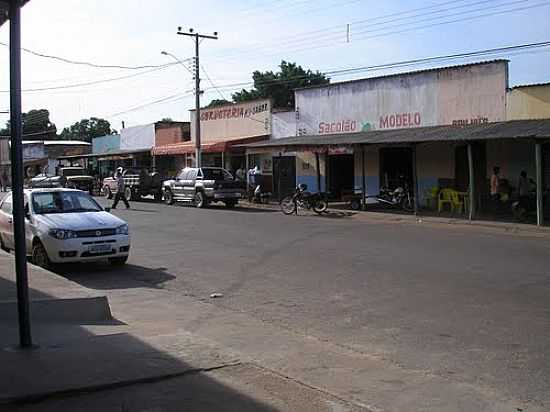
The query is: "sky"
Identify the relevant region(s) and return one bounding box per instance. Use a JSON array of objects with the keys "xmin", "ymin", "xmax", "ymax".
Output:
[{"xmin": 1, "ymin": 0, "xmax": 549, "ymax": 131}]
